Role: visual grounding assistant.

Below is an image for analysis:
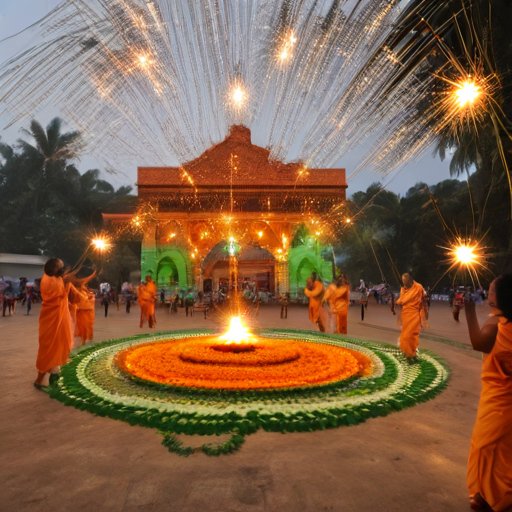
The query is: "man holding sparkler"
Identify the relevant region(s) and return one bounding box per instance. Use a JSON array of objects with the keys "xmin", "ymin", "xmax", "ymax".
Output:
[{"xmin": 392, "ymin": 272, "xmax": 428, "ymax": 360}]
